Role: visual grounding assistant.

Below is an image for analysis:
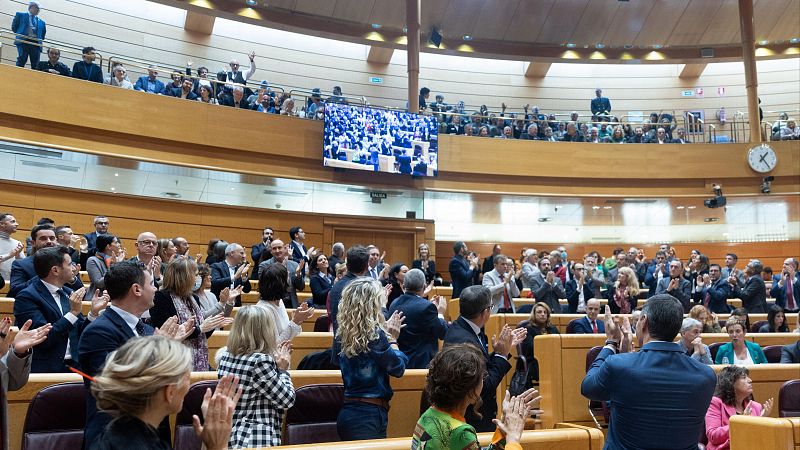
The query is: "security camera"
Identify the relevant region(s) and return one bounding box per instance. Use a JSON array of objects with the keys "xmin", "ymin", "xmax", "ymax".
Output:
[
  {"xmin": 760, "ymin": 176, "xmax": 774, "ymax": 194},
  {"xmin": 705, "ymin": 184, "xmax": 727, "ymax": 208}
]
